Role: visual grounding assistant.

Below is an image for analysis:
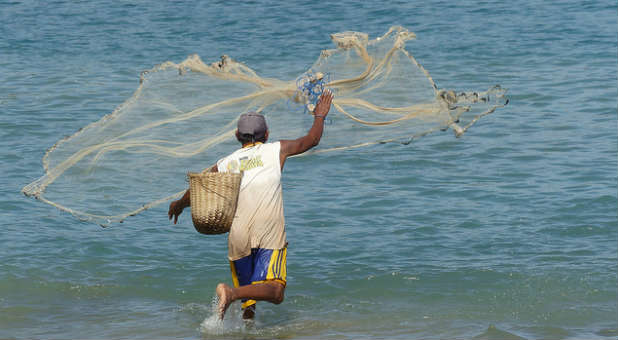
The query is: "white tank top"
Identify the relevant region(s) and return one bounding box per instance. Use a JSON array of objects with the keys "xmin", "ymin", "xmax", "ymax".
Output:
[{"xmin": 216, "ymin": 142, "xmax": 286, "ymax": 260}]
